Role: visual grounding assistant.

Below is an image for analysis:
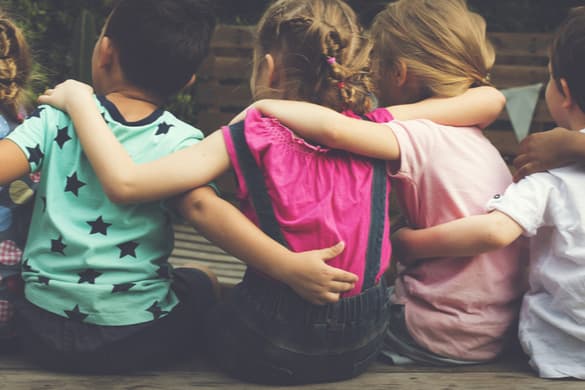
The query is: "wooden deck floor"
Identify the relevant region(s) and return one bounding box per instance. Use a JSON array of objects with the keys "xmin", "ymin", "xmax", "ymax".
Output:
[{"xmin": 0, "ymin": 352, "xmax": 581, "ymax": 390}]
